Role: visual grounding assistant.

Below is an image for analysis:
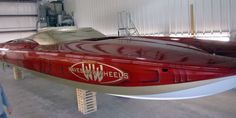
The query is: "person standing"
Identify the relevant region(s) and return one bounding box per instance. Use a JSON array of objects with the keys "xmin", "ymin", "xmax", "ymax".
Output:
[{"xmin": 0, "ymin": 84, "xmax": 12, "ymax": 118}]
